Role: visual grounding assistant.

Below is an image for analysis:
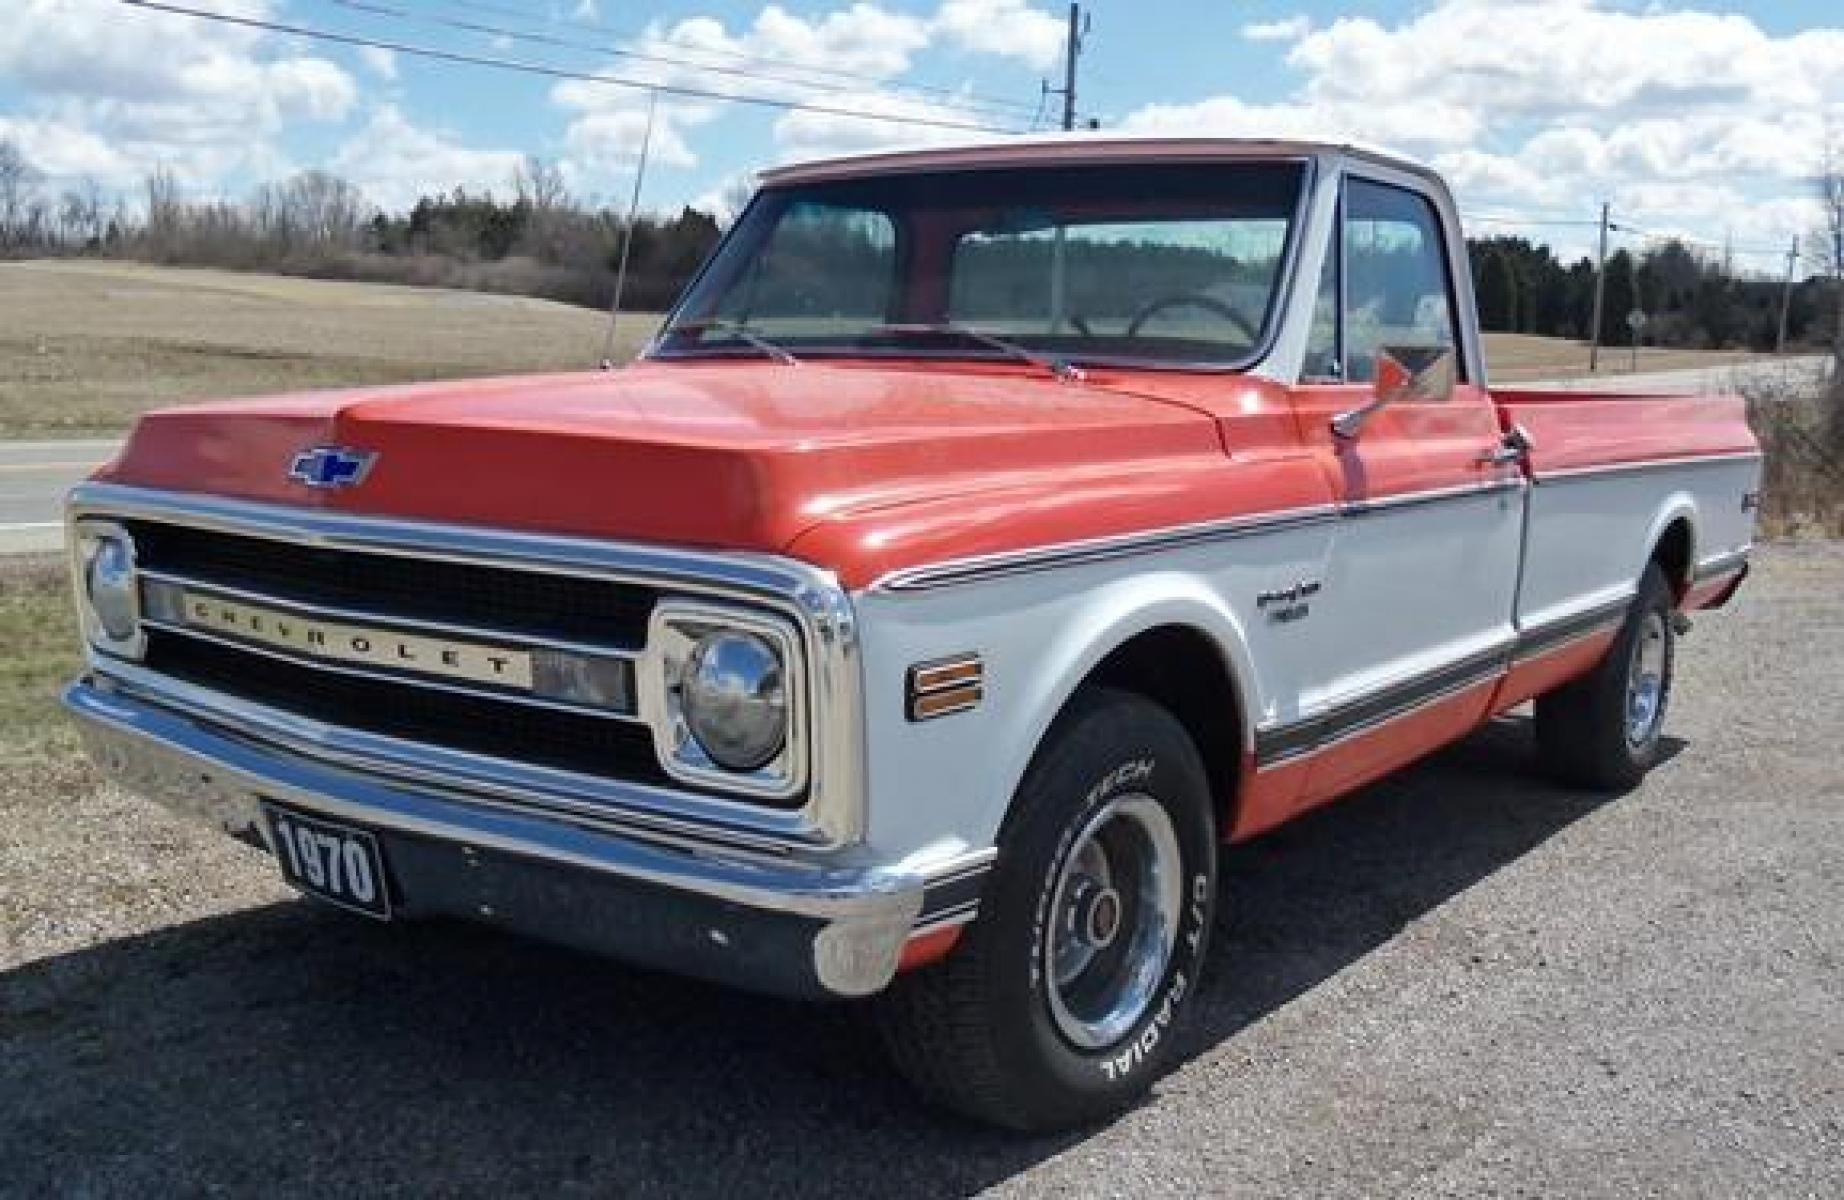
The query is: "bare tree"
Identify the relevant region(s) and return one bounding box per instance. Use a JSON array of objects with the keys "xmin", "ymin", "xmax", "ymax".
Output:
[
  {"xmin": 279, "ymin": 170, "xmax": 369, "ymax": 249},
  {"xmin": 514, "ymin": 155, "xmax": 568, "ymax": 212},
  {"xmin": 513, "ymin": 155, "xmax": 569, "ymax": 260},
  {"xmin": 144, "ymin": 165, "xmax": 183, "ymax": 257},
  {"xmin": 0, "ymin": 137, "xmax": 42, "ymax": 248},
  {"xmin": 1815, "ymin": 140, "xmax": 1844, "ymax": 370}
]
